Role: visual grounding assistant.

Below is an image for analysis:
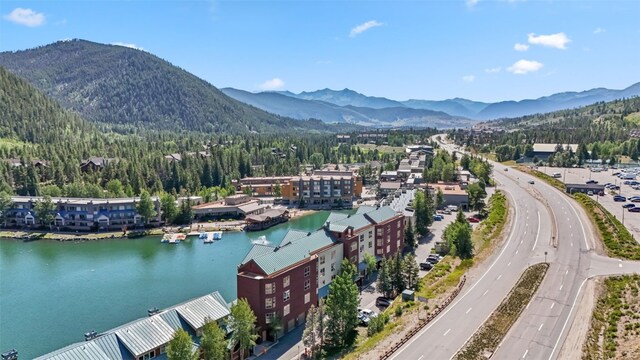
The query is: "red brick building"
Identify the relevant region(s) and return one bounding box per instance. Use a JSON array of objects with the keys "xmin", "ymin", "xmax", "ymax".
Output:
[{"xmin": 237, "ymin": 206, "xmax": 404, "ymax": 341}]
